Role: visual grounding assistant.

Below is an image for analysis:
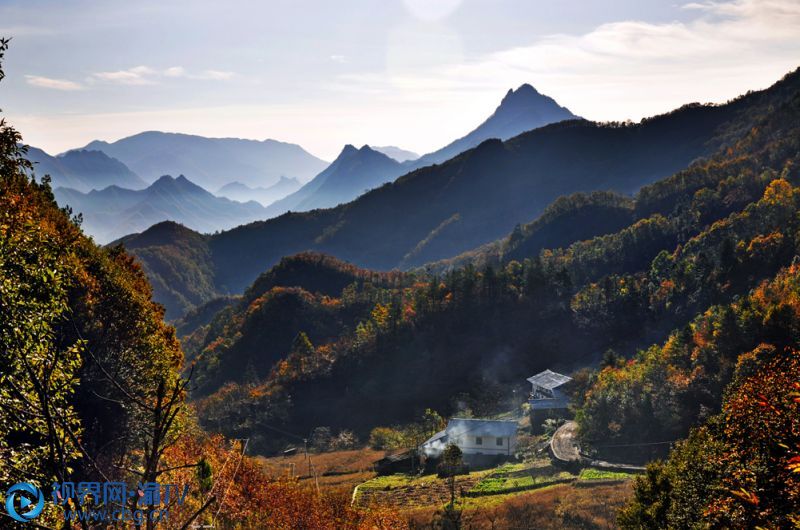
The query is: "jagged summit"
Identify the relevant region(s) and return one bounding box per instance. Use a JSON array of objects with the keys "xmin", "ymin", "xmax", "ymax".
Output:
[
  {"xmin": 501, "ymin": 83, "xmax": 541, "ymax": 102},
  {"xmin": 410, "ymin": 83, "xmax": 578, "ymax": 168}
]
